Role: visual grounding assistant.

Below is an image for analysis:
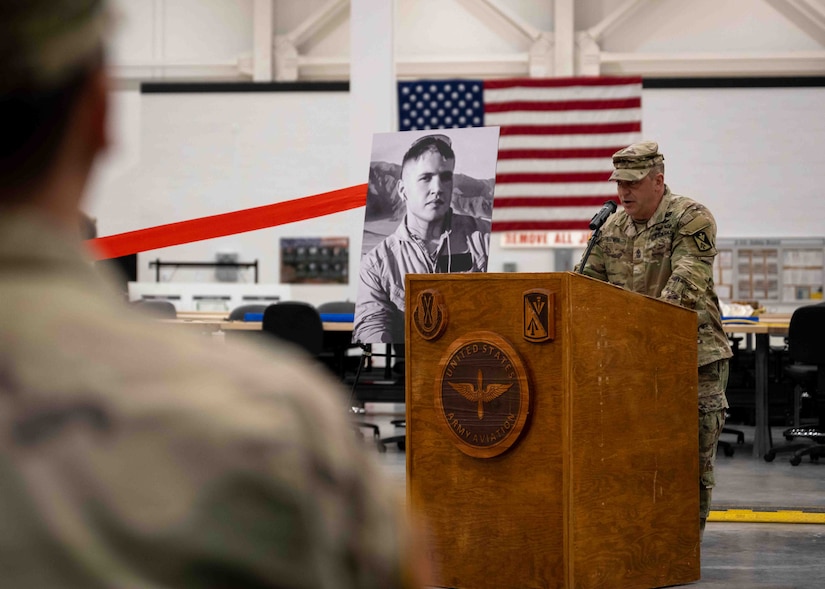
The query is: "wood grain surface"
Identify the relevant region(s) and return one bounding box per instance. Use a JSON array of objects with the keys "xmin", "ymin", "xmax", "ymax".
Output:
[{"xmin": 406, "ymin": 272, "xmax": 700, "ymax": 589}]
